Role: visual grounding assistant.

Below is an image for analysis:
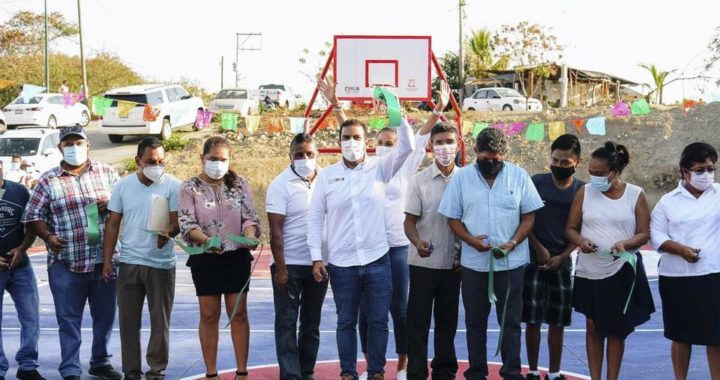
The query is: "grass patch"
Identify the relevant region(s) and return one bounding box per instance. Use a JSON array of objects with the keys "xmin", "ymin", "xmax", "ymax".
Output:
[
  {"xmin": 164, "ymin": 133, "xmax": 190, "ymax": 151},
  {"xmin": 123, "ymin": 158, "xmax": 137, "ymax": 172}
]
